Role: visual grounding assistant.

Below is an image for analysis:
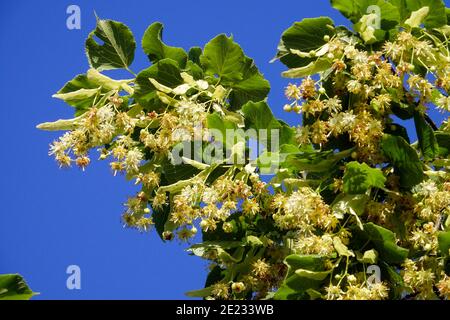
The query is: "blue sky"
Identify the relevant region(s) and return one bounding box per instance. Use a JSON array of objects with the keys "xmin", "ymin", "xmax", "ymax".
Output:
[{"xmin": 0, "ymin": 0, "xmax": 448, "ymax": 299}]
